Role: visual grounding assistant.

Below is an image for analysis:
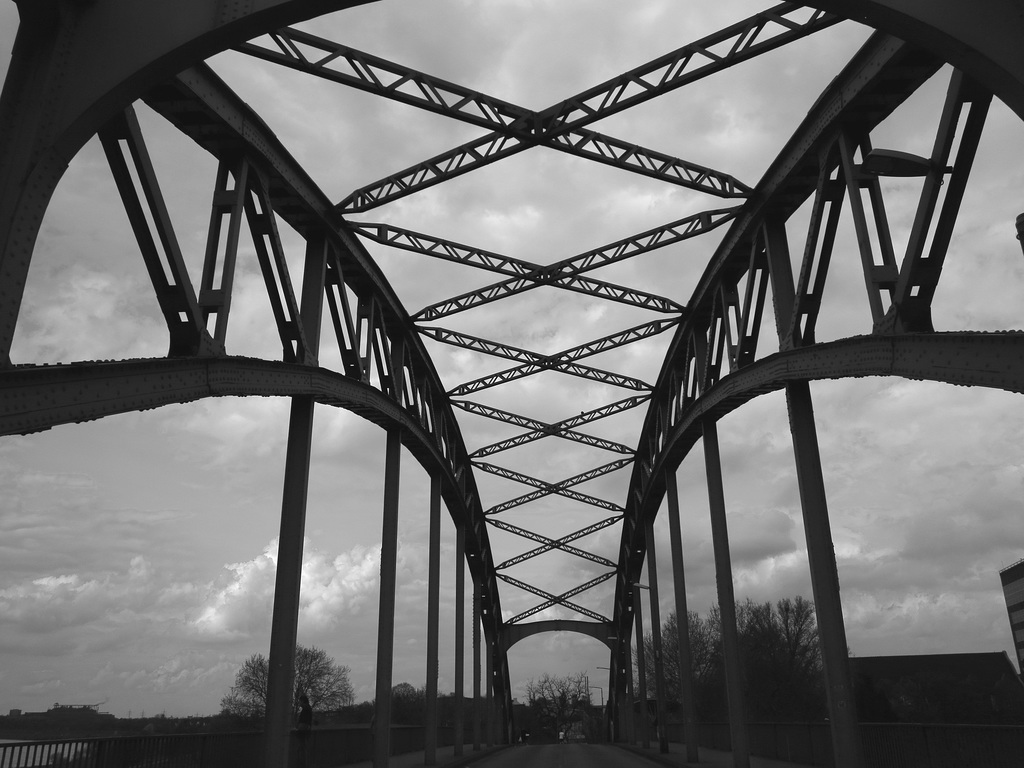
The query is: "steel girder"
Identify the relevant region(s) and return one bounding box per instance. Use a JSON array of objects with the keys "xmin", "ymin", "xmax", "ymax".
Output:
[
  {"xmin": 613, "ymin": 19, "xmax": 1024, "ymax": 729},
  {"xmin": 3, "ymin": 0, "xmax": 1023, "ymax": 356},
  {"xmin": 3, "ymin": 2, "xmax": 1024, "ymax": 756}
]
